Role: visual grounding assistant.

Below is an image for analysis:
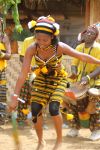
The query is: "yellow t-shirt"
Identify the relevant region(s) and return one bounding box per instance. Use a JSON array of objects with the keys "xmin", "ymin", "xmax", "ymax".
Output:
[
  {"xmin": 71, "ymin": 42, "xmax": 100, "ymax": 86},
  {"xmin": 0, "ymin": 42, "xmax": 7, "ymax": 71},
  {"xmin": 19, "ymin": 36, "xmax": 36, "ymax": 66}
]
